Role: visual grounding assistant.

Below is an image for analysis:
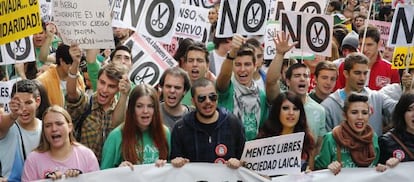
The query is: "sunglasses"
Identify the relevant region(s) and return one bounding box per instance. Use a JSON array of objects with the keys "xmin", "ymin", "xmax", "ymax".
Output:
[{"xmin": 197, "ymin": 93, "xmax": 218, "ymax": 103}]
